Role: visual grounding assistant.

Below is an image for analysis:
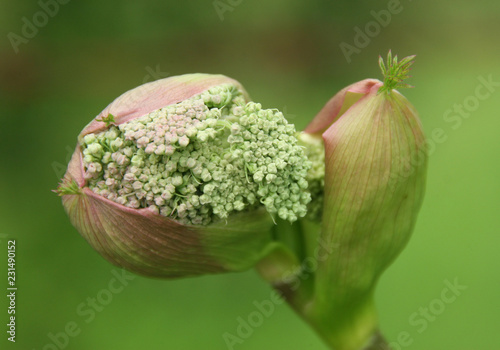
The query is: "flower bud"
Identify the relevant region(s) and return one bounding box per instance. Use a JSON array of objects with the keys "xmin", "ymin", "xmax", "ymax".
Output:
[
  {"xmin": 57, "ymin": 74, "xmax": 311, "ymax": 278},
  {"xmin": 304, "ymin": 53, "xmax": 427, "ymax": 348}
]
